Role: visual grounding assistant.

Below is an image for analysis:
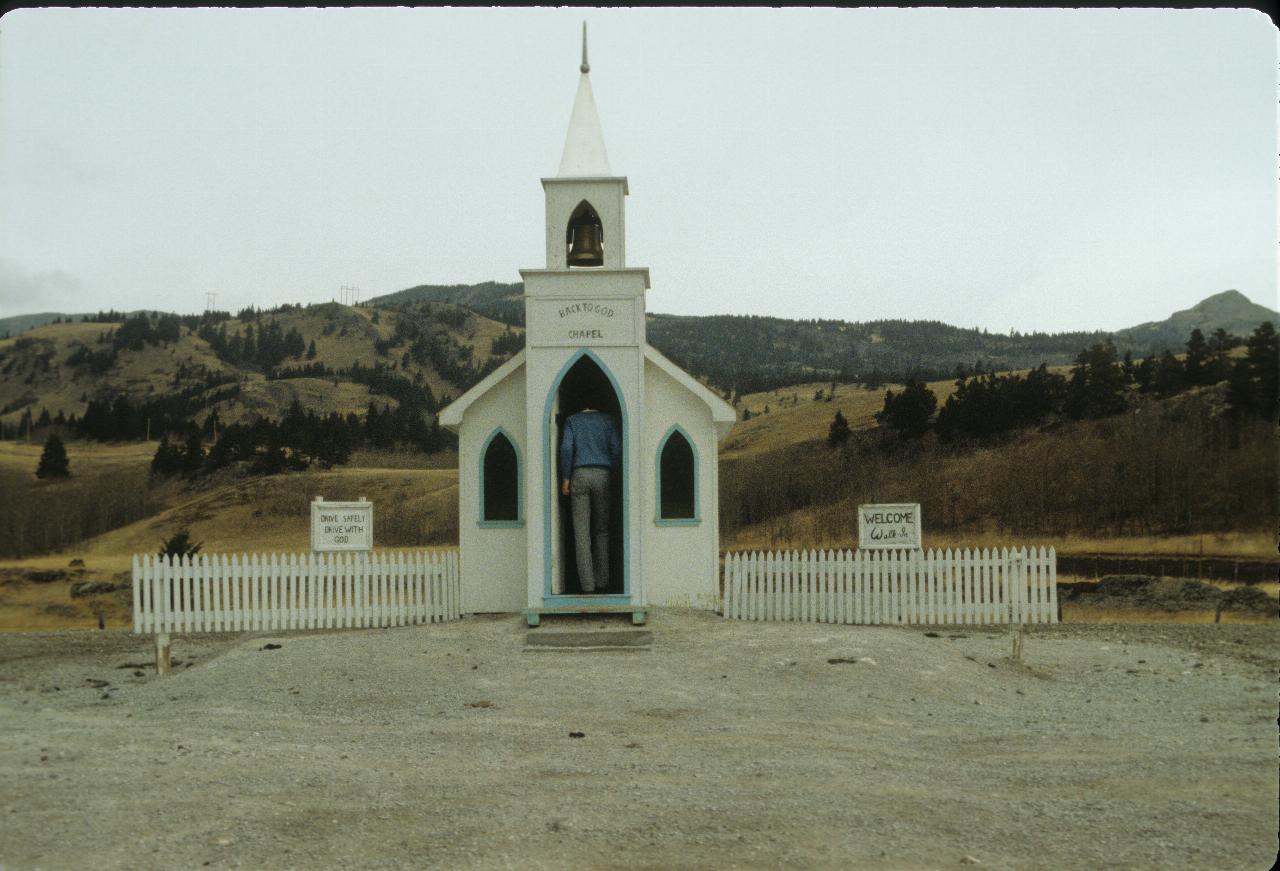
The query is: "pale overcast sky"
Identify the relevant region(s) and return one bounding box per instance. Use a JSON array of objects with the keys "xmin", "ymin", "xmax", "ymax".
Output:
[{"xmin": 0, "ymin": 7, "xmax": 1275, "ymax": 333}]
